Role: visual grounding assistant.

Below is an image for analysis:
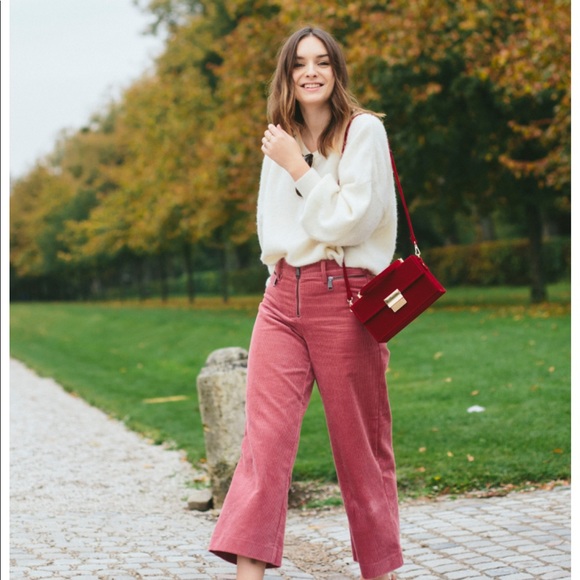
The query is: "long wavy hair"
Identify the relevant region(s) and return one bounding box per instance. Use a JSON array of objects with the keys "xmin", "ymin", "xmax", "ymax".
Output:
[{"xmin": 267, "ymin": 26, "xmax": 381, "ymax": 156}]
